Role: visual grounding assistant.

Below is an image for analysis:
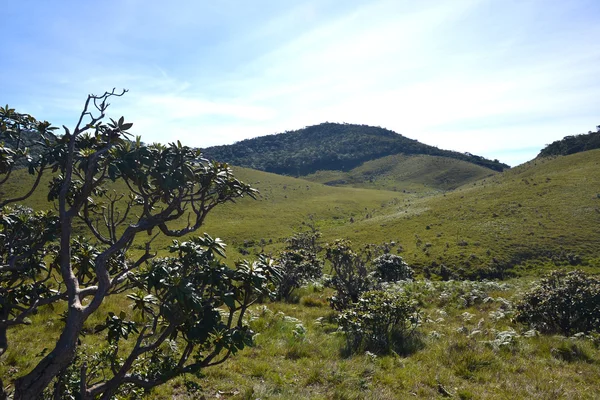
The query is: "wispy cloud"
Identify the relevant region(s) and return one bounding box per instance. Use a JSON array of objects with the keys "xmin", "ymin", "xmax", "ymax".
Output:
[{"xmin": 1, "ymin": 0, "xmax": 599, "ymax": 165}]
